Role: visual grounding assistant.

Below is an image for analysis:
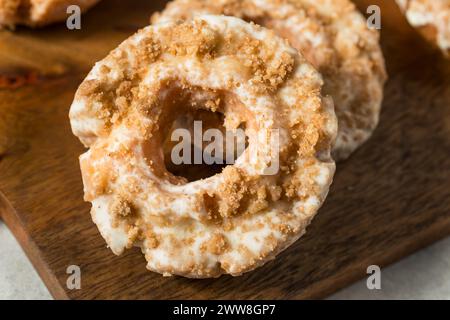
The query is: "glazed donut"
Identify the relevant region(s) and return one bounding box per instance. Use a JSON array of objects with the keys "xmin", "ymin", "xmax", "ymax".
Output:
[
  {"xmin": 396, "ymin": 0, "xmax": 450, "ymax": 57},
  {"xmin": 69, "ymin": 16, "xmax": 337, "ymax": 277},
  {"xmin": 152, "ymin": 0, "xmax": 387, "ymax": 161},
  {"xmin": 0, "ymin": 0, "xmax": 100, "ymax": 28}
]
